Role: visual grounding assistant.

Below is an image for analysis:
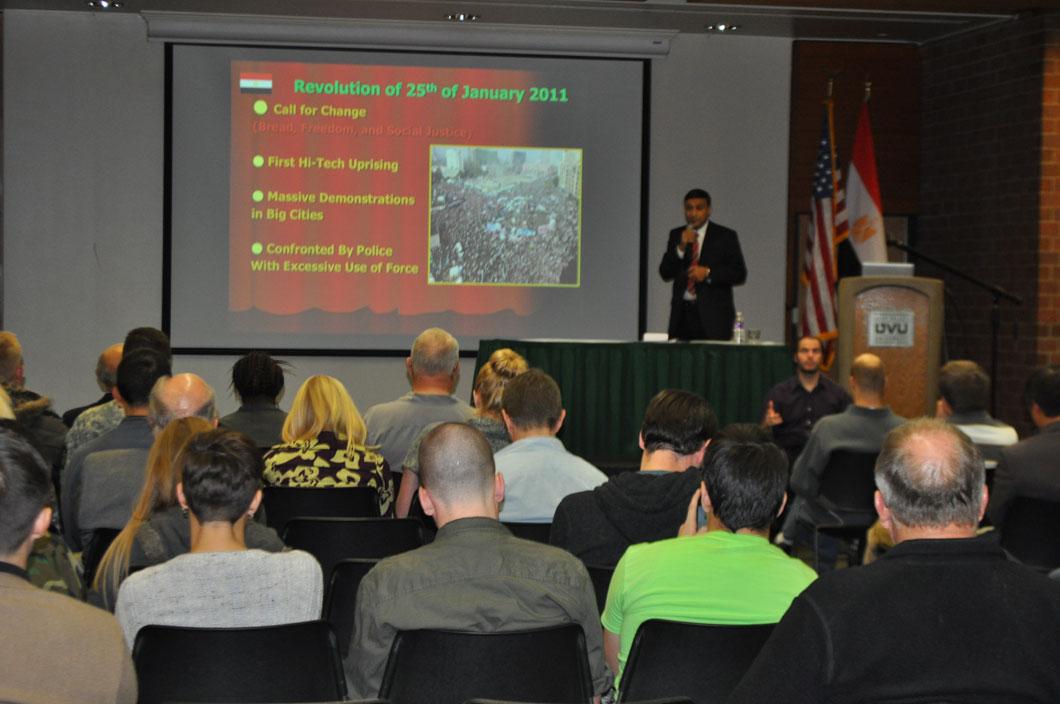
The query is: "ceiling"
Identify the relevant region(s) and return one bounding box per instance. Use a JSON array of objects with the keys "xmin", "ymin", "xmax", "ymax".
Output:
[{"xmin": 2, "ymin": 0, "xmax": 1055, "ymax": 44}]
